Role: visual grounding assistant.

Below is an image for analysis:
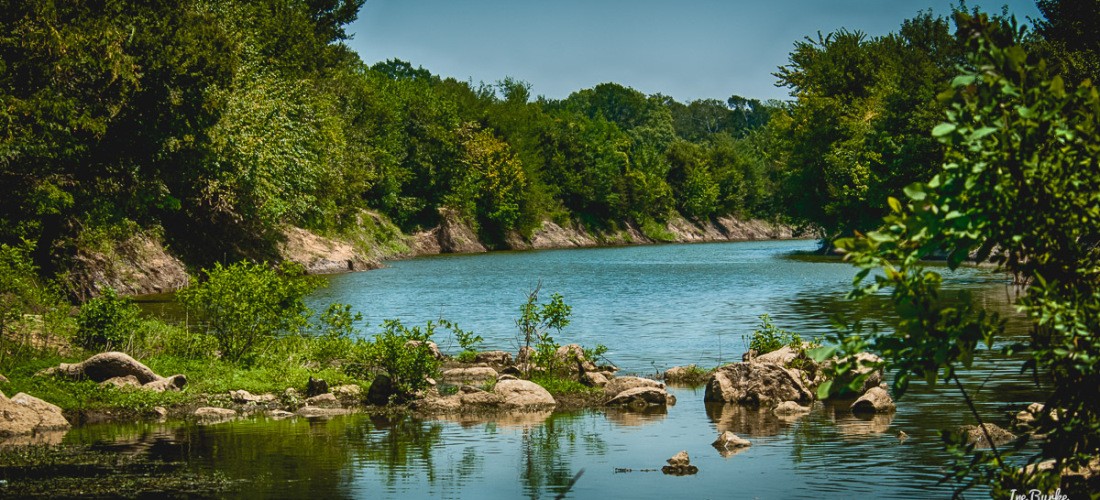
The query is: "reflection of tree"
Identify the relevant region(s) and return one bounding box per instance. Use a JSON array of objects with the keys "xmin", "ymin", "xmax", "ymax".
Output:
[
  {"xmin": 520, "ymin": 412, "xmax": 606, "ymax": 499},
  {"xmin": 357, "ymin": 414, "xmax": 445, "ymax": 487}
]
